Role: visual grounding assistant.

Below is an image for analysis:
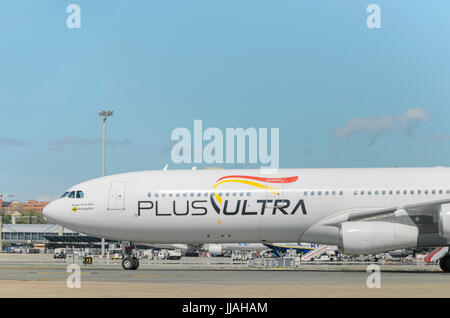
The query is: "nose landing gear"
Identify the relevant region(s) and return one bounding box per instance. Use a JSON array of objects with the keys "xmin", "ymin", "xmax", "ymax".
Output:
[
  {"xmin": 439, "ymin": 253, "xmax": 450, "ymax": 273},
  {"xmin": 121, "ymin": 242, "xmax": 140, "ymax": 270}
]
